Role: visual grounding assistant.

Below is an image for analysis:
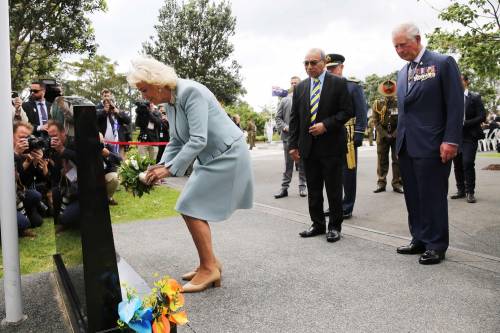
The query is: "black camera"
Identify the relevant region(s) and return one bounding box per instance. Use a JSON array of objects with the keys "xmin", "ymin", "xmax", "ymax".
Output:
[
  {"xmin": 39, "ymin": 79, "xmax": 62, "ymax": 103},
  {"xmin": 135, "ymin": 101, "xmax": 150, "ymax": 115},
  {"xmin": 12, "ymin": 91, "xmax": 19, "ymax": 99},
  {"xmin": 27, "ymin": 135, "xmax": 51, "ymax": 152}
]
